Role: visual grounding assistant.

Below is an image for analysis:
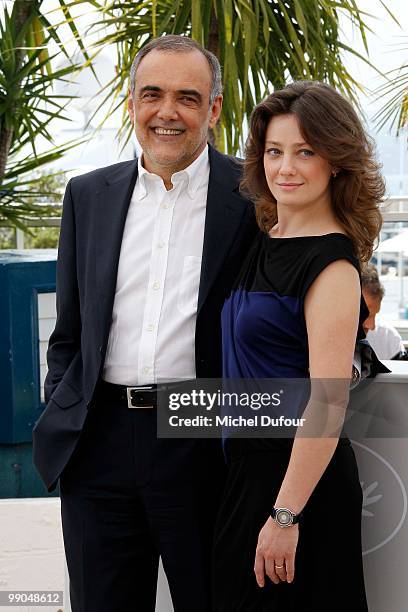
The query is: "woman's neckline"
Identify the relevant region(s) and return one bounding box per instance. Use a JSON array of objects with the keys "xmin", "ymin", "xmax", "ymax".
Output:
[{"xmin": 266, "ymin": 231, "xmax": 349, "ymax": 240}]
